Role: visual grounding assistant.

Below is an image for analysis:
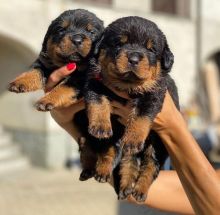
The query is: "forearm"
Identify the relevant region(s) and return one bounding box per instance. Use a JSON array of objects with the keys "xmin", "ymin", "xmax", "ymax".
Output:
[{"xmin": 158, "ymin": 113, "xmax": 220, "ymax": 215}]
